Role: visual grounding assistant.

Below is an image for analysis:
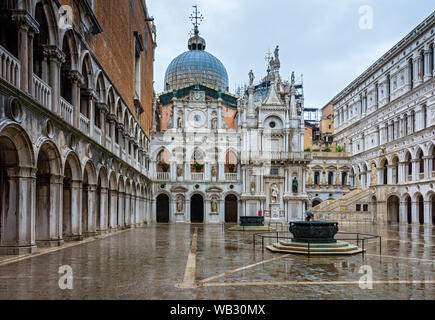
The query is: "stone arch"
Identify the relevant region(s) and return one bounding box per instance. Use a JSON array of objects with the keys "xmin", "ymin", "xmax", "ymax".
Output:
[
  {"xmin": 63, "ymin": 151, "xmax": 82, "ymax": 240},
  {"xmin": 412, "ymin": 191, "xmax": 425, "ymax": 224},
  {"xmin": 0, "ymin": 121, "xmax": 35, "ymax": 168},
  {"xmin": 82, "ymin": 160, "xmax": 97, "ymax": 236},
  {"xmin": 117, "ymin": 175, "xmax": 125, "ymax": 228},
  {"xmin": 401, "ymin": 193, "xmax": 412, "ymax": 224},
  {"xmin": 96, "ymin": 166, "xmax": 108, "ymax": 232},
  {"xmin": 387, "ymin": 195, "xmax": 400, "ymax": 224},
  {"xmin": 35, "ymin": 140, "xmax": 63, "ymax": 246},
  {"xmin": 33, "ymin": 0, "xmax": 60, "ymax": 46},
  {"xmin": 0, "ymin": 122, "xmax": 36, "ymax": 253}
]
